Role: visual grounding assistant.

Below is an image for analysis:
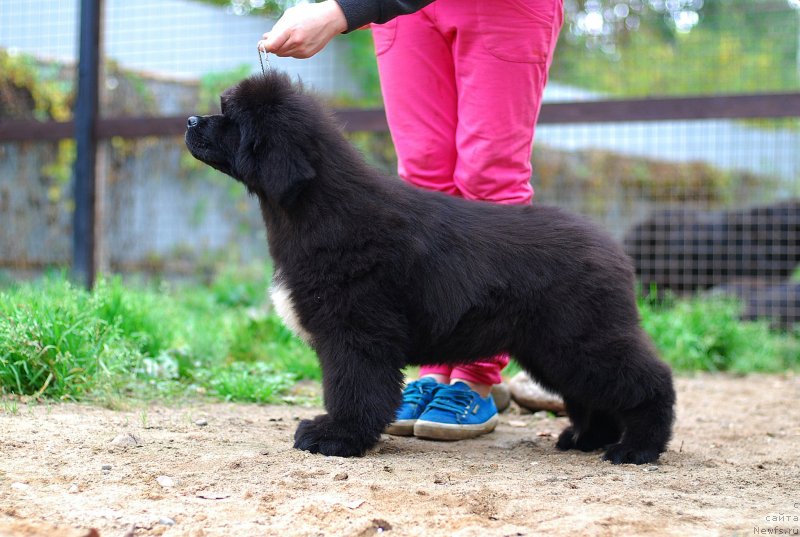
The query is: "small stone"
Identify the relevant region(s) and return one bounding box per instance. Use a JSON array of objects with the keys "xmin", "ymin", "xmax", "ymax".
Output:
[
  {"xmin": 644, "ymin": 465, "xmax": 659, "ymax": 472},
  {"xmin": 156, "ymin": 476, "xmax": 175, "ymax": 488},
  {"xmin": 508, "ymin": 420, "xmax": 527, "ymax": 428},
  {"xmin": 345, "ymin": 499, "xmax": 365, "ymax": 510},
  {"xmin": 101, "ymin": 464, "xmax": 112, "ymax": 471},
  {"xmin": 194, "ymin": 419, "xmax": 208, "ymax": 427},
  {"xmin": 159, "ymin": 517, "xmax": 176, "ymax": 526},
  {"xmin": 110, "ymin": 433, "xmax": 139, "ymax": 448},
  {"xmin": 68, "ymin": 484, "xmax": 79, "ymax": 494},
  {"xmin": 333, "ymin": 473, "xmax": 348, "ymax": 481}
]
